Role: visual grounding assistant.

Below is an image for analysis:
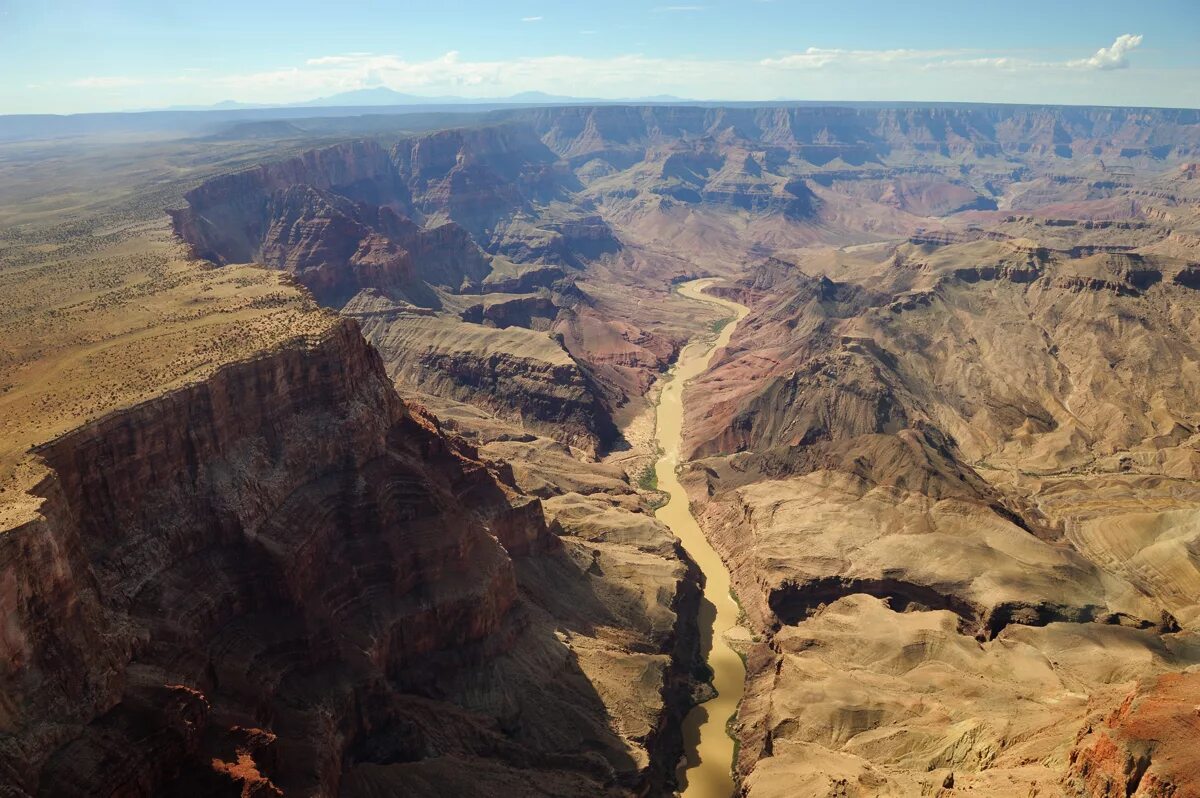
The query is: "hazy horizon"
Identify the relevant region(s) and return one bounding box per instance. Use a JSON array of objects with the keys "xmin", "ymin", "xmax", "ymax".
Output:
[{"xmin": 2, "ymin": 0, "xmax": 1199, "ymax": 115}]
